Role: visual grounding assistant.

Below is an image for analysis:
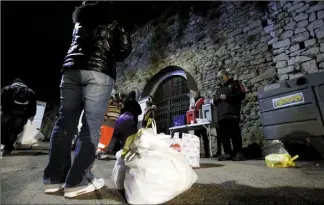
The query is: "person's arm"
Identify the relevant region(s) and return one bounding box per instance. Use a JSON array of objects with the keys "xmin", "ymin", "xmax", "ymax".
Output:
[
  {"xmin": 225, "ymin": 81, "xmax": 246, "ymax": 102},
  {"xmin": 1, "ymin": 86, "xmax": 10, "ymax": 107},
  {"xmin": 114, "ymin": 23, "xmax": 132, "ymax": 61},
  {"xmin": 213, "ymin": 92, "xmax": 222, "ymax": 106},
  {"xmin": 115, "ymin": 114, "xmax": 134, "ymax": 130},
  {"xmin": 27, "ymin": 89, "xmax": 37, "ymax": 118}
]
